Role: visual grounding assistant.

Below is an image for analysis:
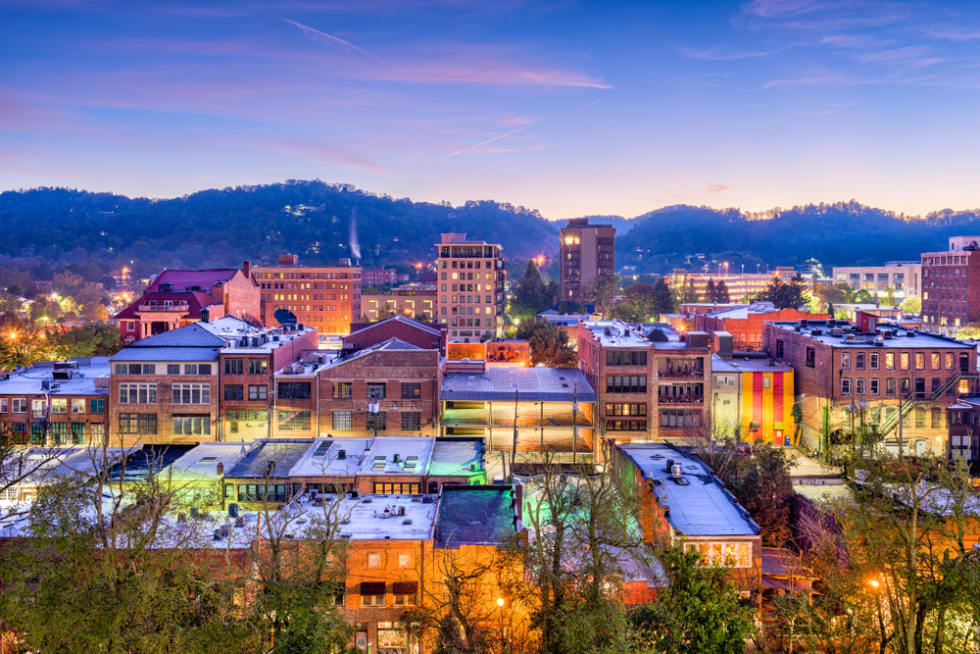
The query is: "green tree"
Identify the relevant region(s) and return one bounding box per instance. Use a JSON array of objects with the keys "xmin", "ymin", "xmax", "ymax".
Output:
[
  {"xmin": 718, "ymin": 445, "xmax": 796, "ymax": 548},
  {"xmin": 715, "ymin": 280, "xmax": 730, "ymax": 304},
  {"xmin": 651, "ymin": 278, "xmax": 675, "ymax": 318},
  {"xmin": 901, "ymin": 295, "xmax": 922, "ymax": 315},
  {"xmin": 706, "ymin": 279, "xmax": 717, "ymax": 303},
  {"xmin": 583, "ymin": 274, "xmax": 620, "ymax": 320},
  {"xmin": 756, "ymin": 277, "xmax": 807, "ymax": 310},
  {"xmin": 630, "ymin": 547, "xmax": 754, "ymax": 654},
  {"xmin": 510, "ymin": 261, "xmax": 554, "ymax": 320},
  {"xmin": 516, "ymin": 319, "xmax": 576, "ymax": 367}
]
